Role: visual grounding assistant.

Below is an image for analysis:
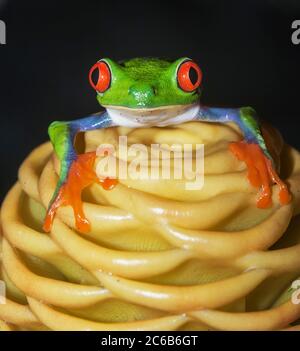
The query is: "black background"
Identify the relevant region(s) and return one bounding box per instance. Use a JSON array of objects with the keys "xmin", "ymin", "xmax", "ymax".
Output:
[{"xmin": 0, "ymin": 0, "xmax": 299, "ymax": 200}]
